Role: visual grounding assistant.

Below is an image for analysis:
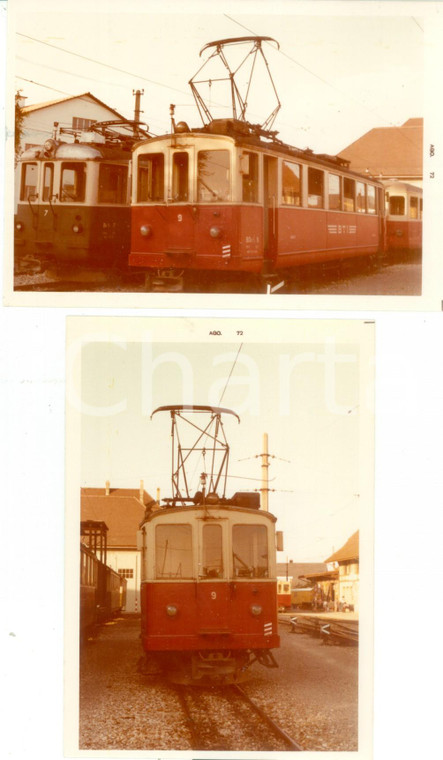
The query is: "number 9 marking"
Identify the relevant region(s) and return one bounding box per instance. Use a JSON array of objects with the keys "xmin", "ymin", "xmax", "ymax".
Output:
[{"xmin": 211, "ymin": 591, "xmax": 217, "ymax": 600}]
